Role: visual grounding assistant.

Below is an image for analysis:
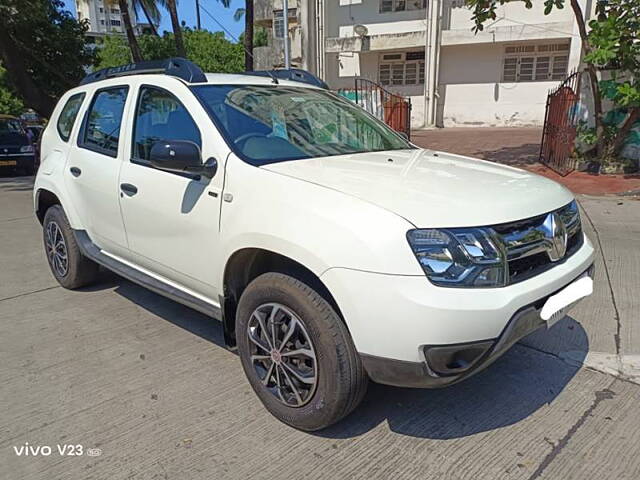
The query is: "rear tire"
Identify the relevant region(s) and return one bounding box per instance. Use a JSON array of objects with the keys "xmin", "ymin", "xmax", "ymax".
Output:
[
  {"xmin": 43, "ymin": 205, "xmax": 99, "ymax": 289},
  {"xmin": 236, "ymin": 272, "xmax": 368, "ymax": 431}
]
